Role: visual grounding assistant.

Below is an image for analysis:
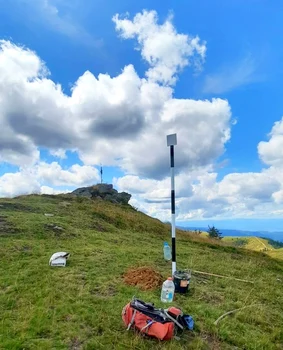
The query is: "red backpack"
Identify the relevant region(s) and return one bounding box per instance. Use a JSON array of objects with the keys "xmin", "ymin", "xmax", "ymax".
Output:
[{"xmin": 122, "ymin": 298, "xmax": 187, "ymax": 340}]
